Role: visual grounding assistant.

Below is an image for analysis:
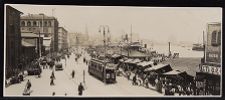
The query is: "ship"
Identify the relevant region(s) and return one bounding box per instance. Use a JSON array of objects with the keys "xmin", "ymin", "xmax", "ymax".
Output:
[{"xmin": 192, "ymin": 43, "xmax": 204, "ymax": 51}]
